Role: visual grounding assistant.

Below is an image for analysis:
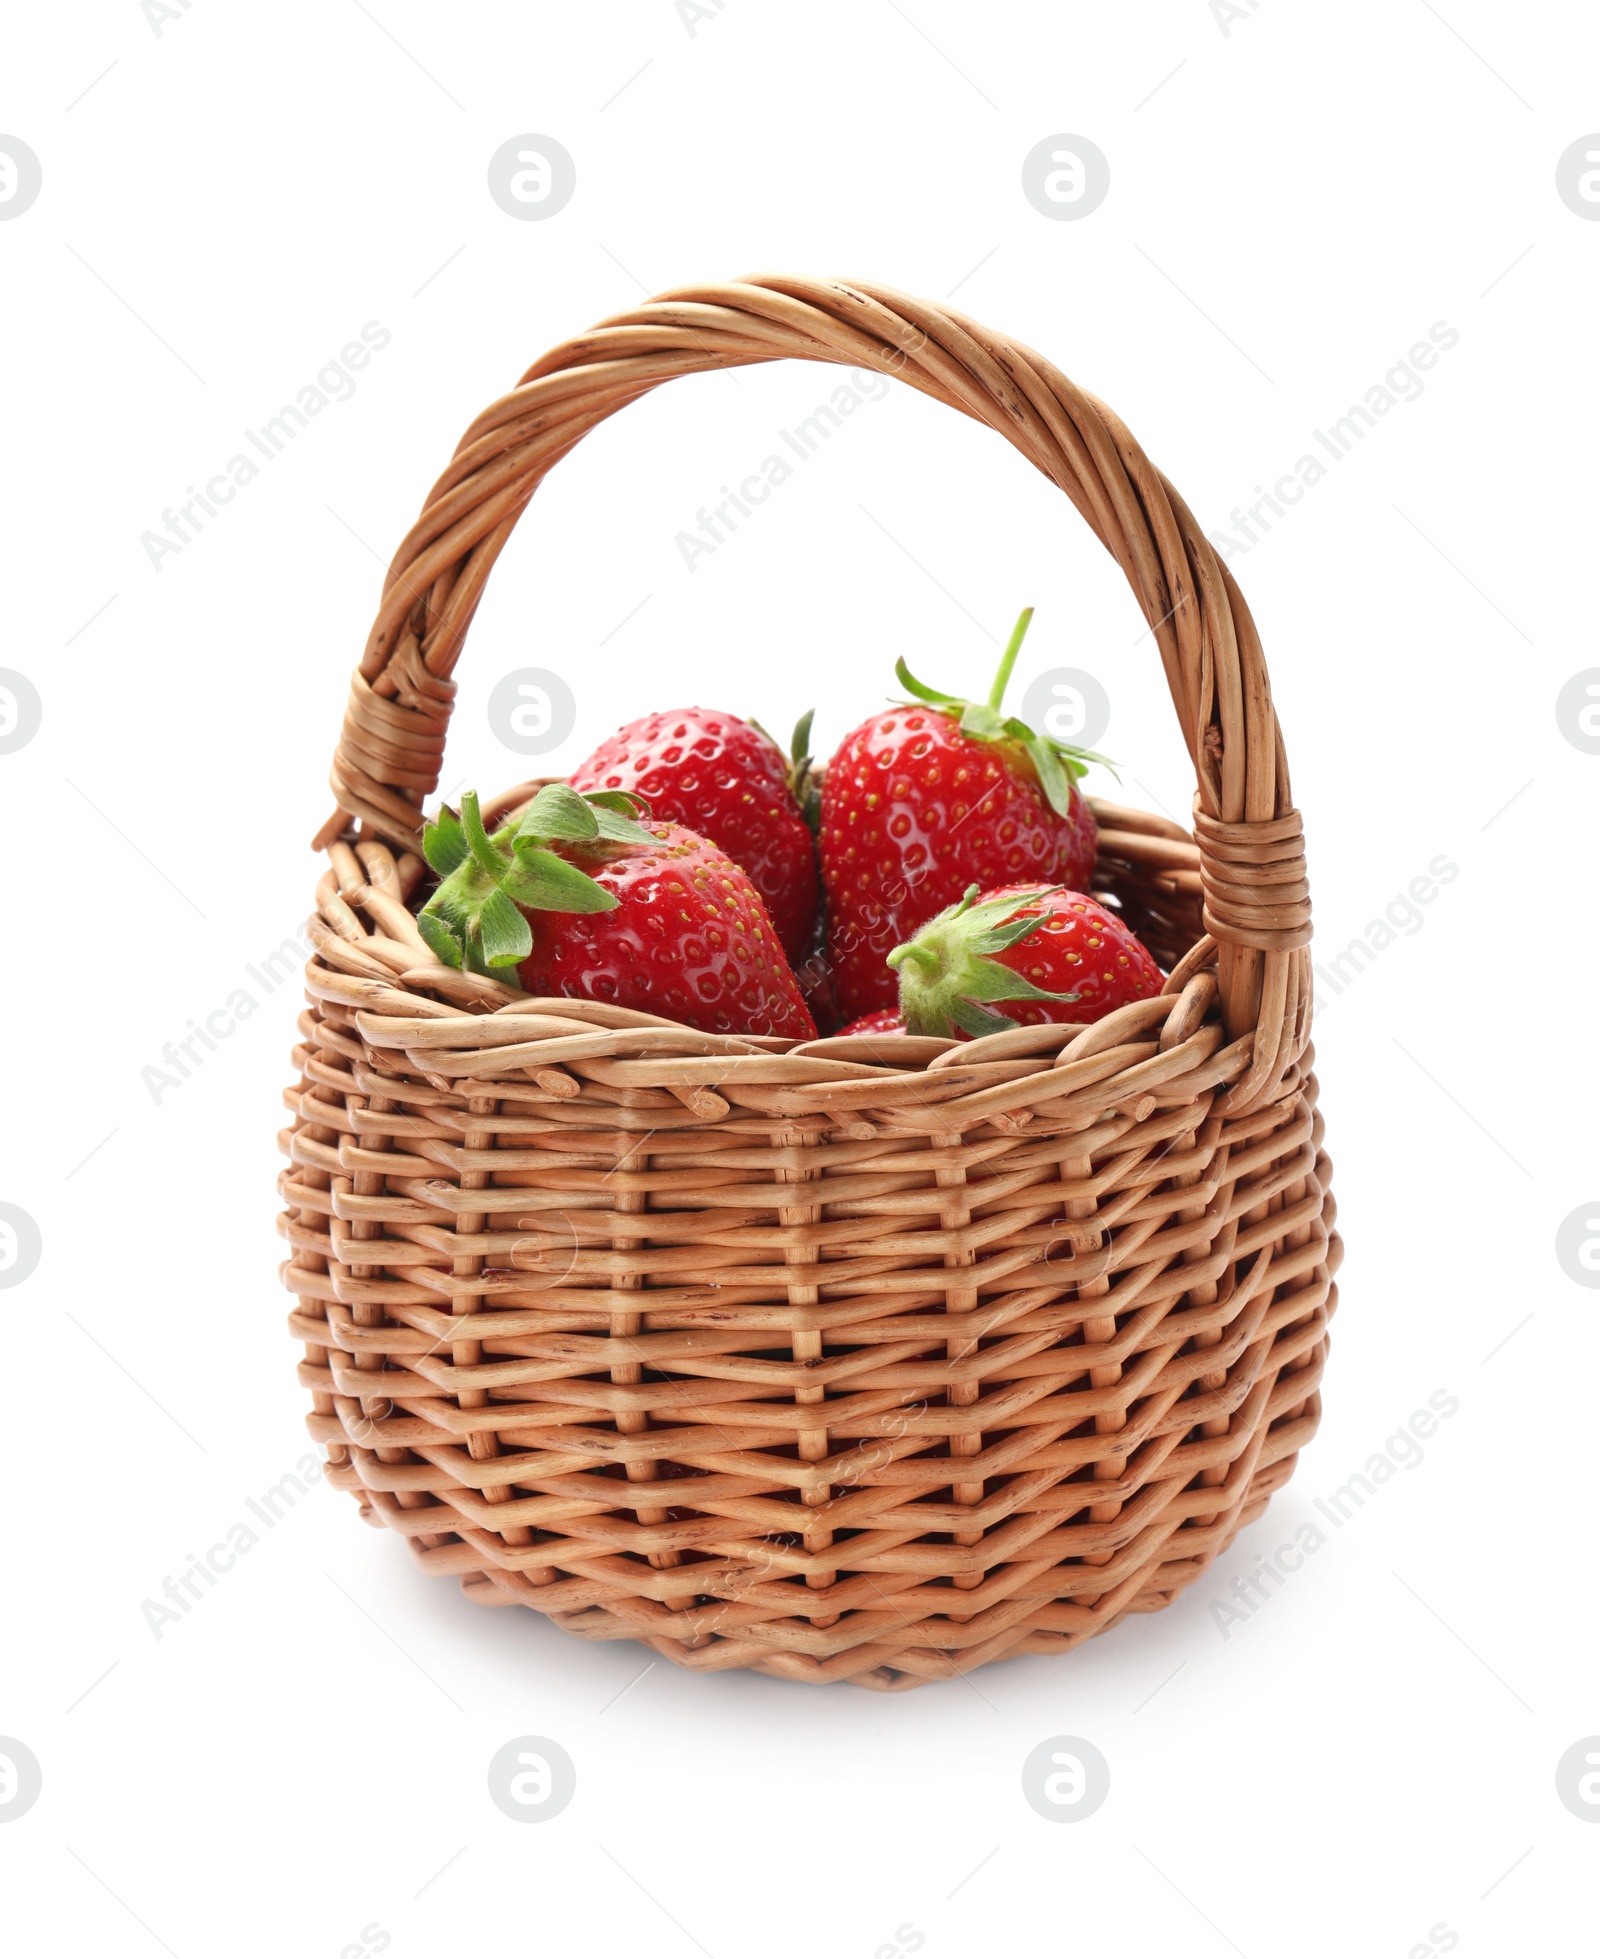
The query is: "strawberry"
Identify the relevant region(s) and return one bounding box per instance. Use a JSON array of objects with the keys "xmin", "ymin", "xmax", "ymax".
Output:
[
  {"xmin": 888, "ymin": 884, "xmax": 1162, "ymax": 1039},
  {"xmin": 794, "ymin": 941, "xmax": 845, "ymax": 1036},
  {"xmin": 838, "ymin": 1009, "xmax": 907, "ymax": 1037},
  {"xmin": 570, "ymin": 706, "xmax": 821, "ymax": 965},
  {"xmin": 414, "ymin": 785, "xmax": 815, "ymax": 1040},
  {"xmin": 818, "ymin": 608, "xmax": 1107, "ymax": 1019}
]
